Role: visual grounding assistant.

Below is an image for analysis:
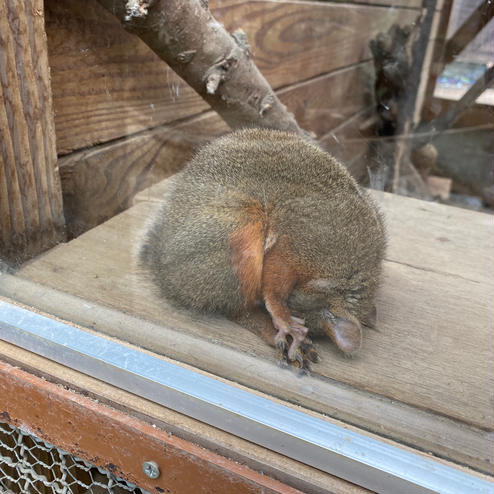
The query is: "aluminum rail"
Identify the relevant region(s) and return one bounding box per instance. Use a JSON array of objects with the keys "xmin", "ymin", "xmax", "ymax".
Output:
[{"xmin": 0, "ymin": 301, "xmax": 491, "ymax": 494}]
